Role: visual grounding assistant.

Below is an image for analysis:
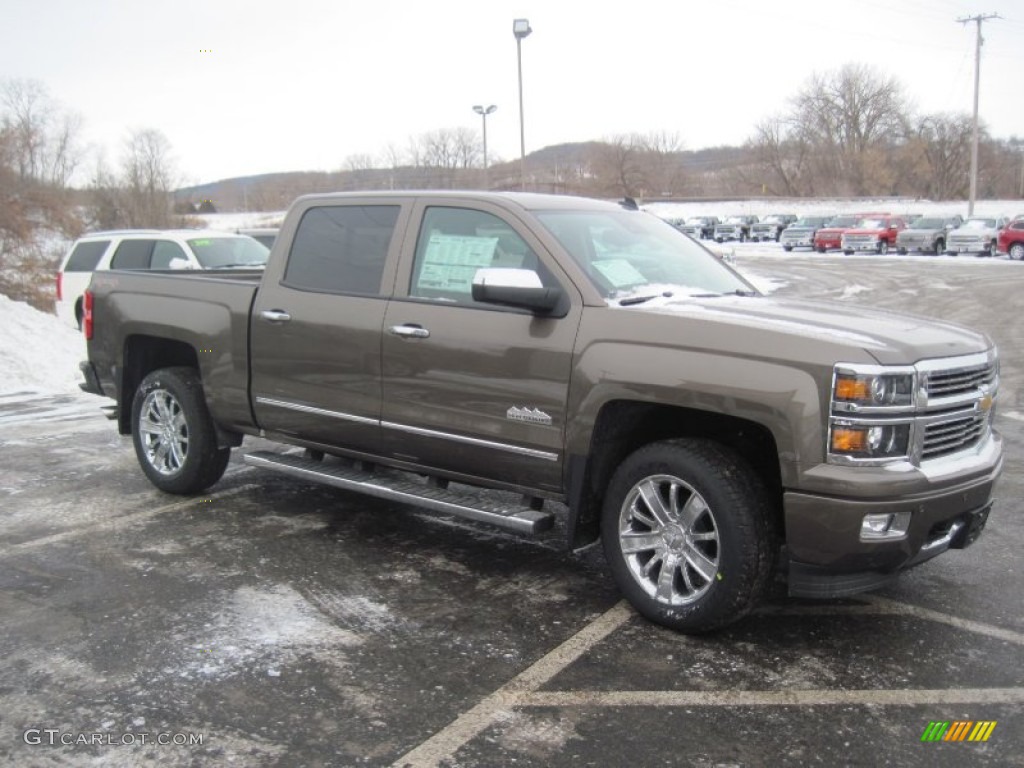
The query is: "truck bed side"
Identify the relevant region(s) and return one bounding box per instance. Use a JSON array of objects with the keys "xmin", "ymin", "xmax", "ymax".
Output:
[{"xmin": 86, "ymin": 270, "xmax": 262, "ymax": 438}]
